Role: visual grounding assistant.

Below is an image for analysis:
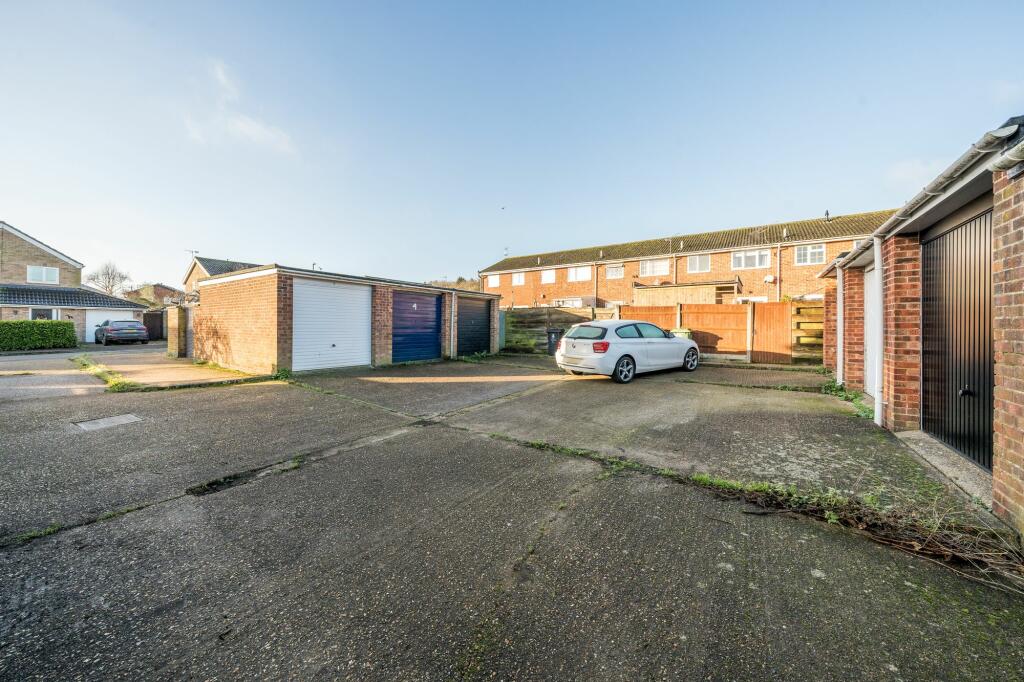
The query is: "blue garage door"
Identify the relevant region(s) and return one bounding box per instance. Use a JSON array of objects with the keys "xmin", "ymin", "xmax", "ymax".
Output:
[{"xmin": 392, "ymin": 291, "xmax": 442, "ymax": 362}]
